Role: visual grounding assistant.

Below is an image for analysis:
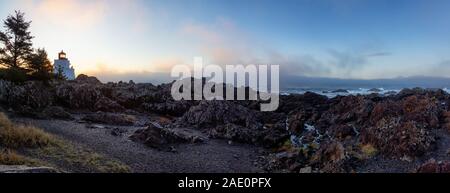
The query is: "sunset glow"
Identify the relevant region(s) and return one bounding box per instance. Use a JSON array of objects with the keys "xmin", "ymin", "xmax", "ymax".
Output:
[{"xmin": 2, "ymin": 0, "xmax": 450, "ymax": 82}]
